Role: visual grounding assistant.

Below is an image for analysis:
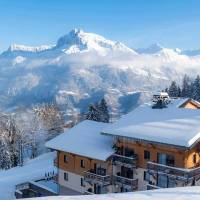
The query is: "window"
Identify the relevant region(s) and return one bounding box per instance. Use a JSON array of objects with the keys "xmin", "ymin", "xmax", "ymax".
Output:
[
  {"xmin": 64, "ymin": 155, "xmax": 68, "ymax": 163},
  {"xmin": 144, "ymin": 171, "xmax": 150, "ymax": 181},
  {"xmin": 64, "ymin": 172, "xmax": 68, "ymax": 181},
  {"xmin": 81, "ymin": 178, "xmax": 85, "ymax": 187},
  {"xmin": 193, "ymin": 154, "xmax": 197, "ymax": 164},
  {"xmin": 157, "ymin": 153, "xmax": 175, "ymax": 167},
  {"xmin": 166, "ymin": 154, "xmax": 175, "ymax": 166},
  {"xmin": 144, "ymin": 150, "xmax": 150, "ymax": 160},
  {"xmin": 80, "ymin": 160, "xmax": 85, "ymax": 168},
  {"xmin": 124, "ymin": 147, "xmax": 134, "ymax": 157}
]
